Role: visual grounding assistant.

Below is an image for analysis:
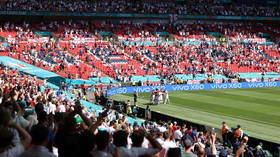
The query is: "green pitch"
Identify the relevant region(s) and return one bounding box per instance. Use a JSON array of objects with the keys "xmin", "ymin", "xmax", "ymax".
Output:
[{"xmin": 112, "ymin": 87, "xmax": 280, "ymax": 144}]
